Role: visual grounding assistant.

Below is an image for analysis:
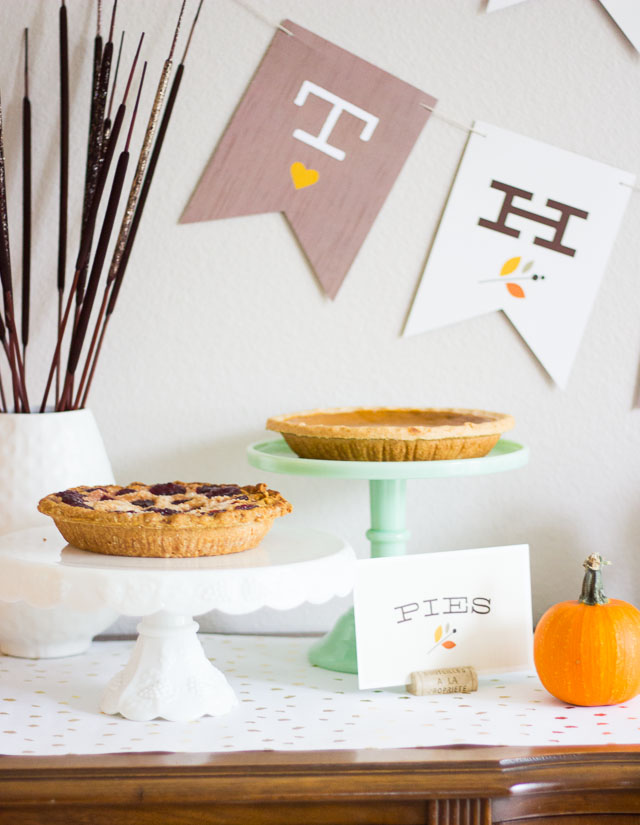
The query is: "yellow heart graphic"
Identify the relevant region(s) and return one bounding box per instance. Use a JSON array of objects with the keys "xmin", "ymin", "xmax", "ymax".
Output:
[{"xmin": 290, "ymin": 161, "xmax": 319, "ymax": 190}]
